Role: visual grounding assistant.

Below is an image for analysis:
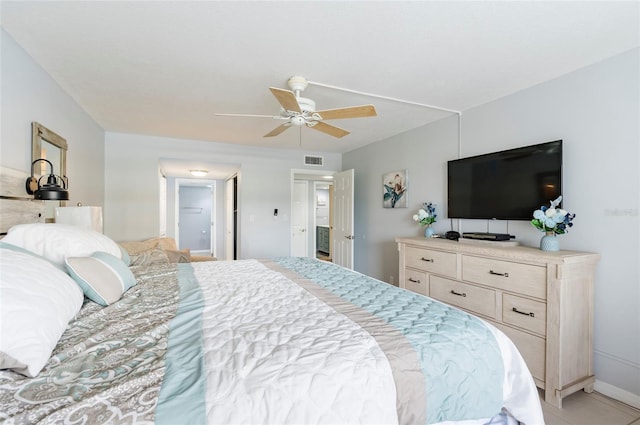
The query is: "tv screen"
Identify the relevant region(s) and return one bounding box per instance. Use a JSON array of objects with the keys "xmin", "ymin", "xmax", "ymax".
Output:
[{"xmin": 447, "ymin": 140, "xmax": 562, "ymax": 220}]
